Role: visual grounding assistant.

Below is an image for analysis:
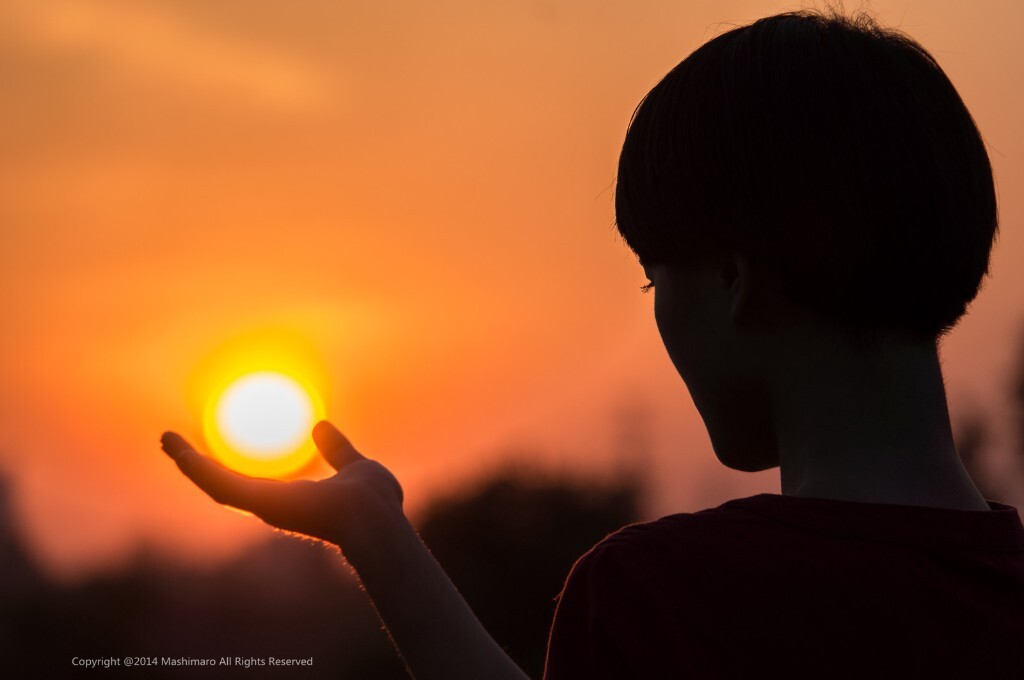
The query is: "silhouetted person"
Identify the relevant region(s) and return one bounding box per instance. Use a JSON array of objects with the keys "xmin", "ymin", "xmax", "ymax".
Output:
[{"xmin": 159, "ymin": 8, "xmax": 1024, "ymax": 679}]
